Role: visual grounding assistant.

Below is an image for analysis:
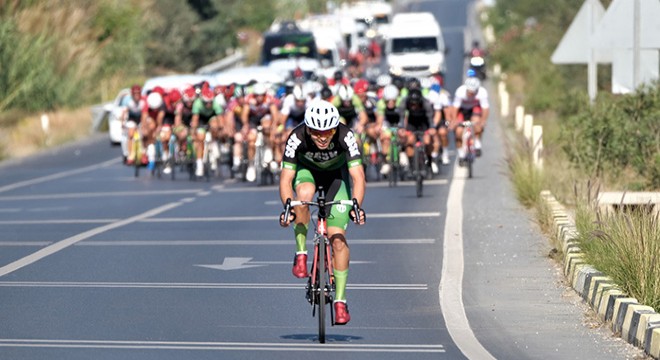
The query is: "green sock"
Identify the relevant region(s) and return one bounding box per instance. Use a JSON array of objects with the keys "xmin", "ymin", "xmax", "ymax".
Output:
[
  {"xmin": 333, "ymin": 269, "xmax": 349, "ymax": 301},
  {"xmin": 294, "ymin": 223, "xmax": 308, "ymax": 253}
]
